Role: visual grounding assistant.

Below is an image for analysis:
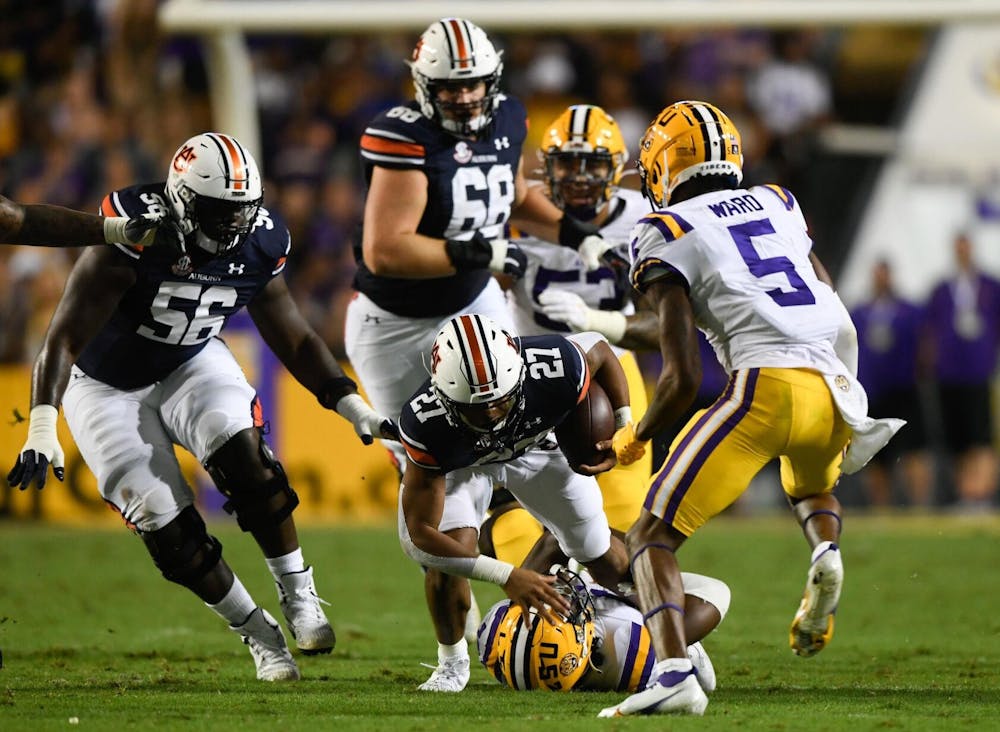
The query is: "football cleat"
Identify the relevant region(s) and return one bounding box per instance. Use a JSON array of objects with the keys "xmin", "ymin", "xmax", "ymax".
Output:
[
  {"xmin": 231, "ymin": 607, "xmax": 300, "ymax": 681},
  {"xmin": 598, "ymin": 658, "xmax": 707, "ymax": 717},
  {"xmin": 790, "ymin": 542, "xmax": 843, "ymax": 657},
  {"xmin": 687, "ymin": 641, "xmax": 716, "ymax": 693},
  {"xmin": 277, "ymin": 566, "xmax": 336, "ymax": 655},
  {"xmin": 418, "ymin": 656, "xmax": 471, "ymax": 692}
]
